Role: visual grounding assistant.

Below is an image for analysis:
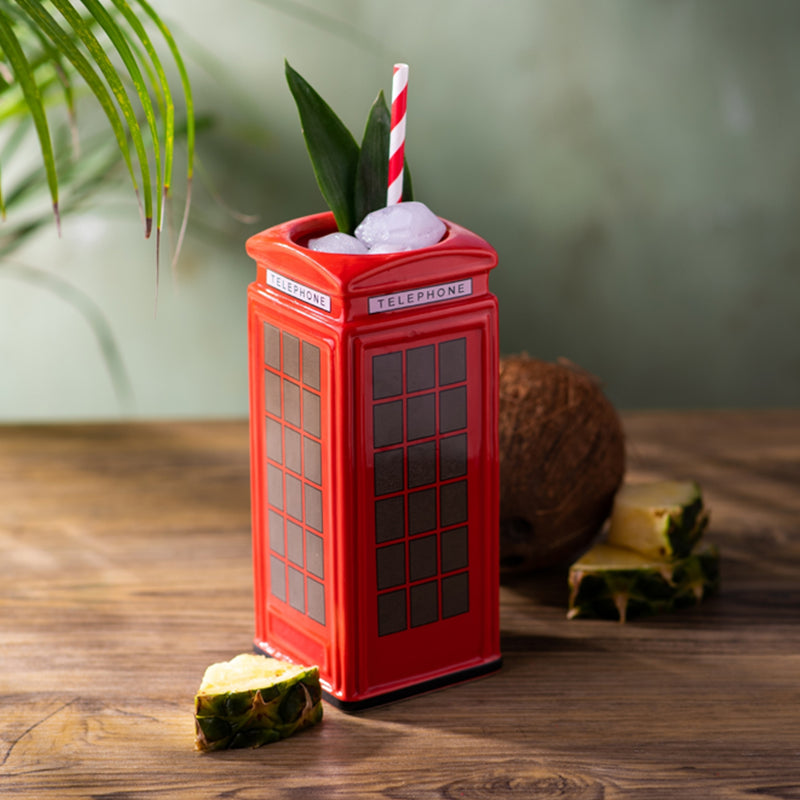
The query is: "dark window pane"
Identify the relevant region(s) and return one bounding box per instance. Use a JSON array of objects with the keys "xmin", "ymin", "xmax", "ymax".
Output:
[
  {"xmin": 440, "ymin": 386, "xmax": 467, "ymax": 433},
  {"xmin": 440, "ymin": 433, "xmax": 467, "ymax": 480},
  {"xmin": 287, "ymin": 520, "xmax": 304, "ymax": 567},
  {"xmin": 406, "ymin": 345, "xmax": 435, "ymax": 392},
  {"xmin": 378, "ymin": 589, "xmax": 406, "ymax": 636},
  {"xmin": 441, "ymin": 526, "xmax": 468, "ymax": 572},
  {"xmin": 439, "ymin": 338, "xmax": 466, "ymax": 385},
  {"xmin": 440, "ymin": 480, "xmax": 468, "ymax": 527},
  {"xmin": 303, "ymin": 389, "xmax": 321, "ymax": 437},
  {"xmin": 410, "ymin": 581, "xmax": 438, "ymax": 627},
  {"xmin": 268, "ymin": 510, "xmax": 284, "ymax": 556},
  {"xmin": 284, "ymin": 427, "xmax": 302, "ymax": 474},
  {"xmin": 409, "ymin": 535, "xmax": 438, "ymax": 582},
  {"xmin": 408, "ymin": 441, "xmax": 436, "ymax": 488},
  {"xmin": 306, "ymin": 531, "xmax": 324, "ymax": 578},
  {"xmin": 373, "ymin": 352, "xmax": 403, "ymax": 399},
  {"xmin": 304, "ymin": 436, "xmax": 322, "ymax": 485},
  {"xmin": 283, "ymin": 333, "xmax": 300, "ymax": 380},
  {"xmin": 376, "ymin": 543, "xmax": 406, "ymax": 590},
  {"xmin": 374, "ymin": 448, "xmax": 404, "ymax": 496},
  {"xmin": 270, "ymin": 556, "xmax": 286, "ymax": 602},
  {"xmin": 288, "ymin": 566, "xmax": 305, "ymax": 613},
  {"xmin": 442, "ymin": 572, "xmax": 469, "ymax": 618},
  {"xmin": 286, "ymin": 474, "xmax": 303, "ymax": 521},
  {"xmin": 374, "ymin": 400, "xmax": 403, "ymax": 448},
  {"xmin": 284, "ymin": 381, "xmax": 301, "ymax": 427},
  {"xmin": 307, "ymin": 577, "xmax": 325, "ymax": 625},
  {"xmin": 375, "ymin": 495, "xmax": 405, "ymax": 543},
  {"xmin": 264, "ymin": 323, "xmax": 281, "ymax": 369},
  {"xmin": 266, "ymin": 417, "xmax": 283, "ymax": 464},
  {"xmin": 265, "ymin": 370, "xmax": 282, "ymax": 417},
  {"xmin": 408, "ymin": 488, "xmax": 436, "ymax": 535},
  {"xmin": 407, "ymin": 393, "xmax": 436, "ymax": 440},
  {"xmin": 305, "ymin": 485, "xmax": 323, "ymax": 532},
  {"xmin": 302, "ymin": 342, "xmax": 320, "ymax": 390},
  {"xmin": 267, "ymin": 465, "xmax": 283, "ymax": 511}
]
